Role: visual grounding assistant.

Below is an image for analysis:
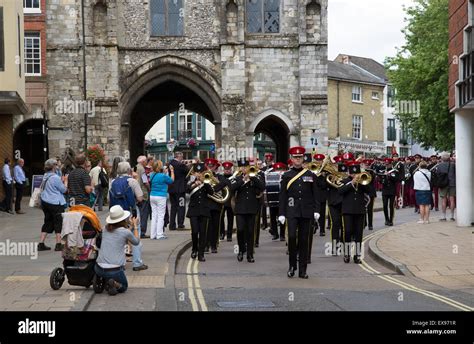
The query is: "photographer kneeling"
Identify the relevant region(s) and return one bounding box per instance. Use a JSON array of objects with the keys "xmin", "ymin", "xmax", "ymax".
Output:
[{"xmin": 95, "ymin": 205, "xmax": 140, "ymax": 295}]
